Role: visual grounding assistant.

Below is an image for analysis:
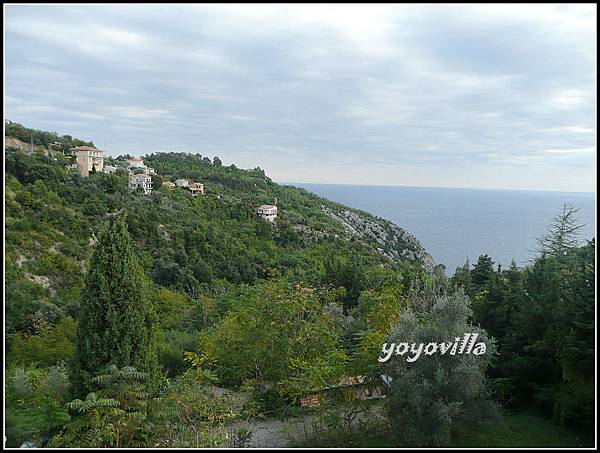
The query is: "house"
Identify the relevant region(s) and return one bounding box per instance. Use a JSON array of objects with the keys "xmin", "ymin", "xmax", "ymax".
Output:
[
  {"xmin": 163, "ymin": 181, "xmax": 176, "ymax": 189},
  {"xmin": 72, "ymin": 146, "xmax": 104, "ymax": 177},
  {"xmin": 102, "ymin": 165, "xmax": 118, "ymax": 174},
  {"xmin": 127, "ymin": 157, "xmax": 146, "ymax": 168},
  {"xmin": 256, "ymin": 204, "xmax": 278, "ymax": 222},
  {"xmin": 188, "ymin": 182, "xmax": 205, "ymax": 196},
  {"xmin": 129, "ymin": 173, "xmax": 153, "ymax": 195},
  {"xmin": 175, "ymin": 178, "xmax": 189, "ymax": 188}
]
